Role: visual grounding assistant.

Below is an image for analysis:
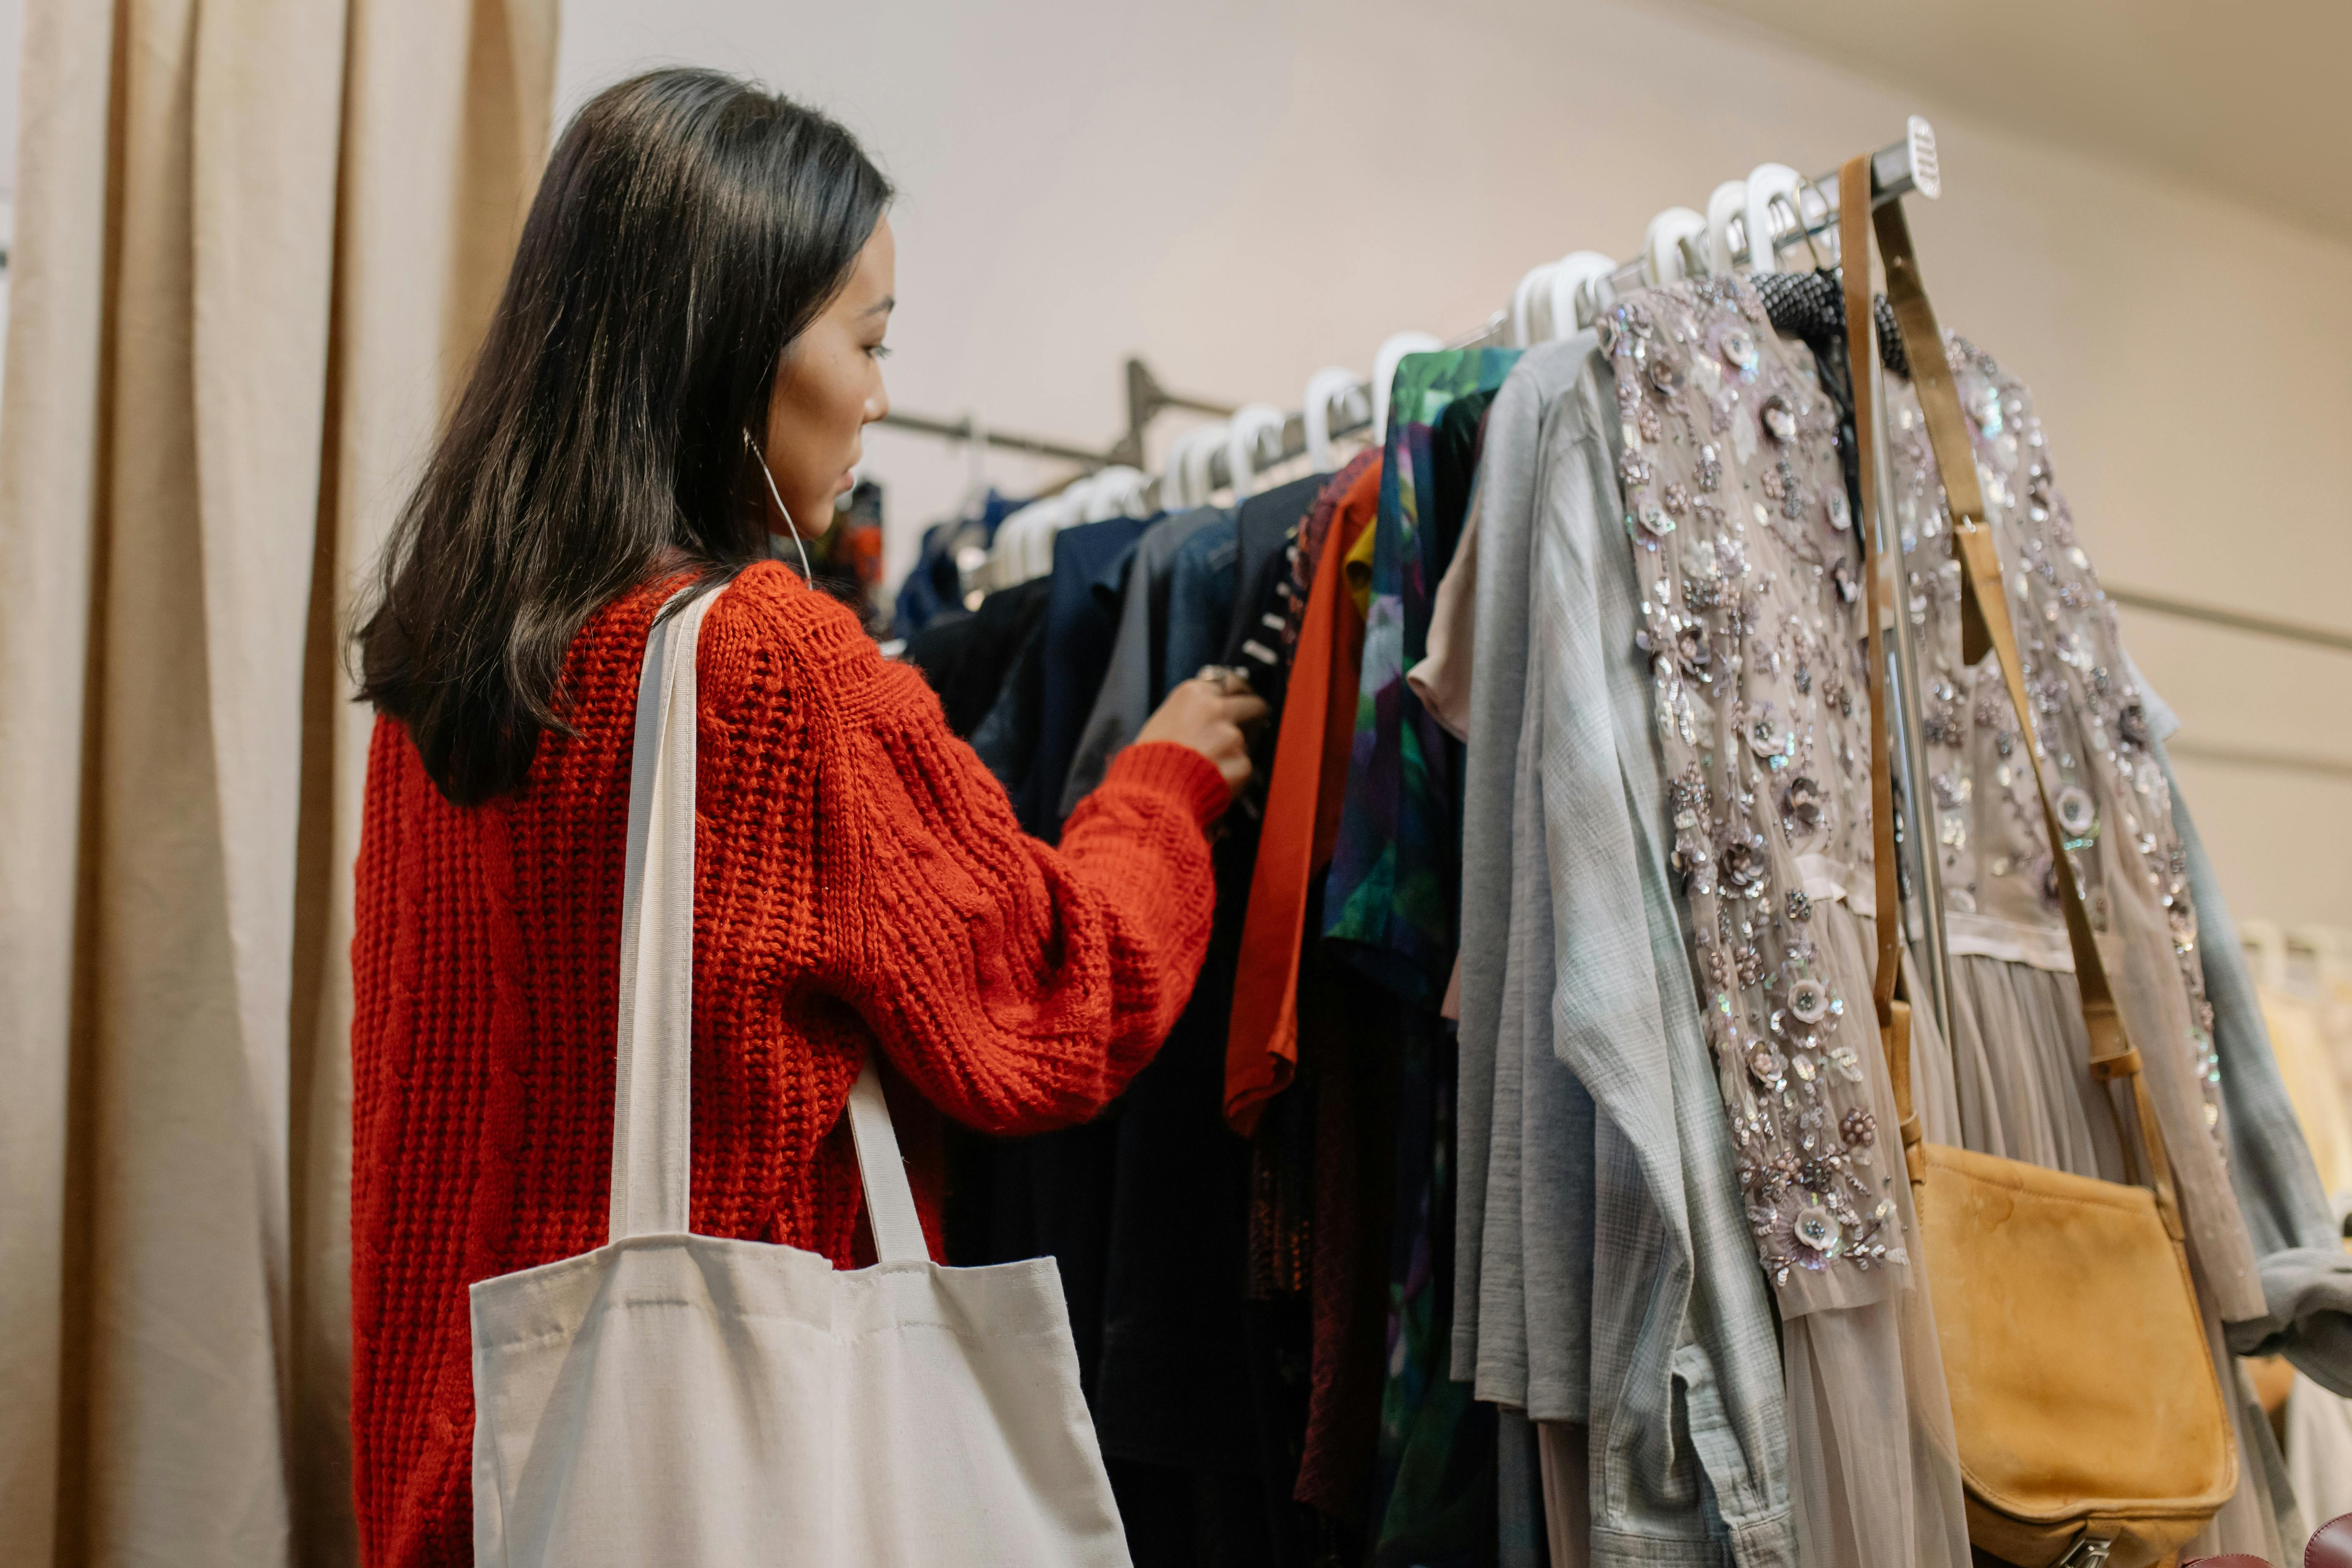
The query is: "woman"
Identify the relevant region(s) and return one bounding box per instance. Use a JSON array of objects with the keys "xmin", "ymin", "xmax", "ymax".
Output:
[{"xmin": 349, "ymin": 69, "xmax": 1259, "ymax": 1566}]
